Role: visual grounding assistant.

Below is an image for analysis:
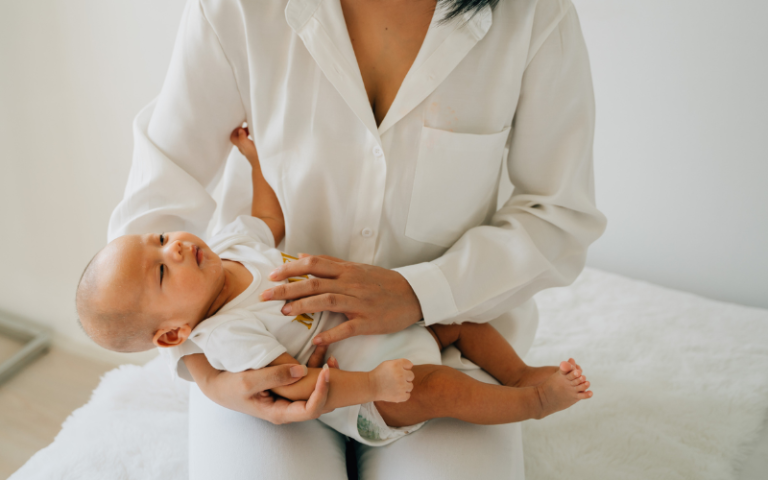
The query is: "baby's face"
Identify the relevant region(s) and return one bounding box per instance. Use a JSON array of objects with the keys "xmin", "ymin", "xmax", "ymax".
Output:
[{"xmin": 98, "ymin": 231, "xmax": 224, "ymax": 327}]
